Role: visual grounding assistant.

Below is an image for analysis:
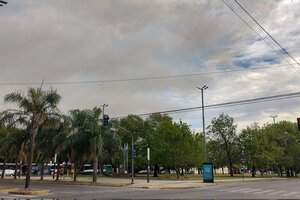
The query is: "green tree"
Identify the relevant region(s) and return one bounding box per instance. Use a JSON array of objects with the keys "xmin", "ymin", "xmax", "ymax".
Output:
[
  {"xmin": 149, "ymin": 116, "xmax": 196, "ymax": 178},
  {"xmin": 207, "ymin": 140, "xmax": 227, "ymax": 174},
  {"xmin": 239, "ymin": 123, "xmax": 280, "ymax": 176},
  {"xmin": 208, "ymin": 113, "xmax": 237, "ymax": 176},
  {"xmin": 264, "ymin": 121, "xmax": 299, "ymax": 176},
  {"xmin": 1, "ymin": 88, "xmax": 61, "ymax": 189},
  {"xmin": 36, "ymin": 114, "xmax": 69, "ymax": 180}
]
